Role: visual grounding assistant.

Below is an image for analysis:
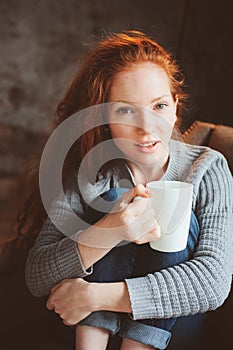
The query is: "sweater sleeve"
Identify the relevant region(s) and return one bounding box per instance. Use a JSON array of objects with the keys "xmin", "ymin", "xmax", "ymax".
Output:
[
  {"xmin": 125, "ymin": 153, "xmax": 233, "ymax": 320},
  {"xmin": 25, "ymin": 198, "xmax": 93, "ymax": 297}
]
